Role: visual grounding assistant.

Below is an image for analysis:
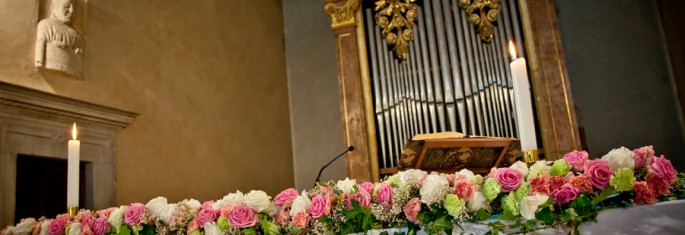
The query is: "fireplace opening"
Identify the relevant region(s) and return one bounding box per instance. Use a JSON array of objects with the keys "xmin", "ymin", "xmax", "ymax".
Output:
[{"xmin": 14, "ymin": 155, "xmax": 91, "ymax": 223}]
